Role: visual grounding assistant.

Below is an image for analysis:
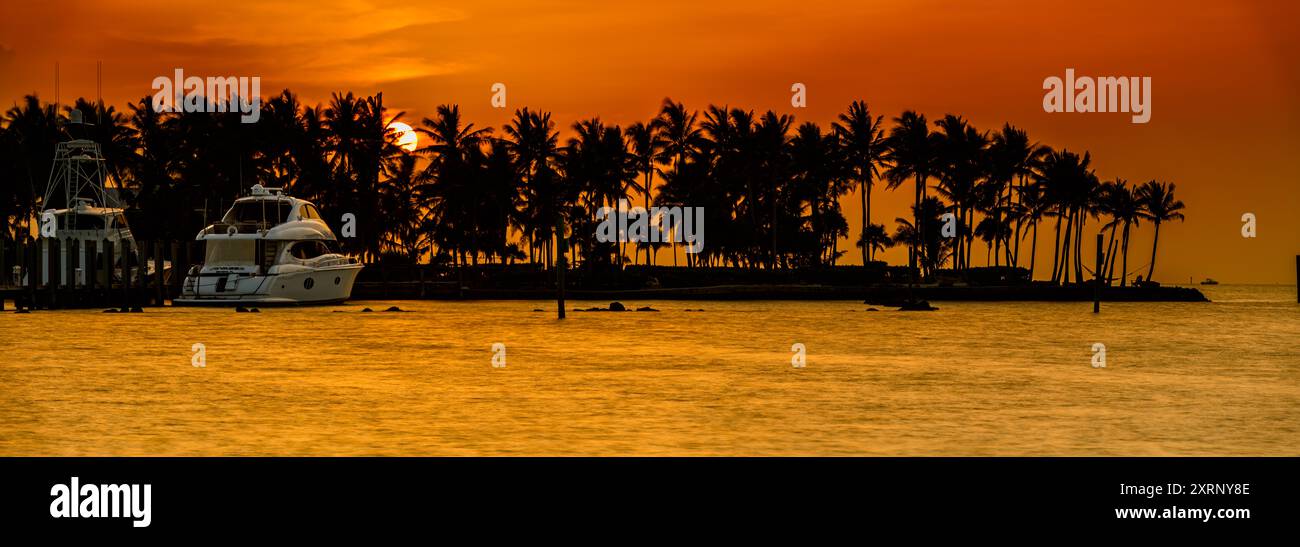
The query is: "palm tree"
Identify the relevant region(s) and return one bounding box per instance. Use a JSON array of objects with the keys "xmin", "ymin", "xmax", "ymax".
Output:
[
  {"xmin": 891, "ymin": 196, "xmax": 952, "ymax": 276},
  {"xmin": 503, "ymin": 108, "xmax": 563, "ymax": 268},
  {"xmin": 417, "ymin": 104, "xmax": 492, "ymax": 267},
  {"xmin": 650, "ymin": 99, "xmax": 705, "ymax": 266},
  {"xmin": 931, "ymin": 114, "xmax": 988, "ymax": 272},
  {"xmin": 789, "ymin": 121, "xmax": 849, "ymax": 265},
  {"xmin": 1100, "ymin": 180, "xmax": 1141, "ymax": 286},
  {"xmin": 833, "ymin": 101, "xmax": 888, "ymax": 266},
  {"xmin": 1014, "ymin": 180, "xmax": 1050, "ymax": 280},
  {"xmin": 987, "ymin": 124, "xmax": 1038, "ymax": 267},
  {"xmin": 1136, "ymin": 180, "xmax": 1185, "ymax": 282},
  {"xmin": 883, "ymin": 111, "xmax": 938, "ymax": 280},
  {"xmin": 856, "ymin": 222, "xmax": 892, "ymax": 262},
  {"xmin": 625, "ymin": 121, "xmax": 657, "ymax": 265}
]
